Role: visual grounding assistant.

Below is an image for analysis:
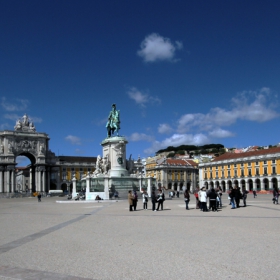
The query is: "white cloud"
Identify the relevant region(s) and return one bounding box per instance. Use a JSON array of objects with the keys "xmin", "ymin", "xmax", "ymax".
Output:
[
  {"xmin": 129, "ymin": 132, "xmax": 154, "ymax": 142},
  {"xmin": 208, "ymin": 128, "xmax": 235, "ymax": 138},
  {"xmin": 144, "ymin": 133, "xmax": 210, "ymax": 155},
  {"xmin": 1, "ymin": 97, "xmax": 29, "ymax": 111},
  {"xmin": 158, "ymin": 123, "xmax": 173, "ymax": 134},
  {"xmin": 0, "ymin": 123, "xmax": 10, "ymax": 130},
  {"xmin": 4, "ymin": 114, "xmax": 21, "ymax": 121},
  {"xmin": 4, "ymin": 114, "xmax": 42, "ymax": 124},
  {"xmin": 177, "ymin": 88, "xmax": 279, "ymax": 134},
  {"xmin": 65, "ymin": 135, "xmax": 82, "ymax": 145},
  {"xmin": 127, "ymin": 87, "xmax": 161, "ymax": 107},
  {"xmin": 137, "ymin": 33, "xmax": 183, "ymax": 62}
]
